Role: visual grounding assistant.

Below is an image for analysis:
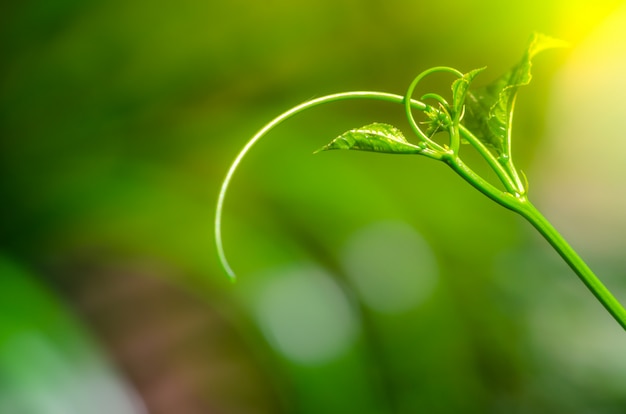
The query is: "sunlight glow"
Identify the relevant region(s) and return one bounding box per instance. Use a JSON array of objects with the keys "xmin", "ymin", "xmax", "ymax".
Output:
[{"xmin": 535, "ymin": 3, "xmax": 626, "ymax": 258}]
